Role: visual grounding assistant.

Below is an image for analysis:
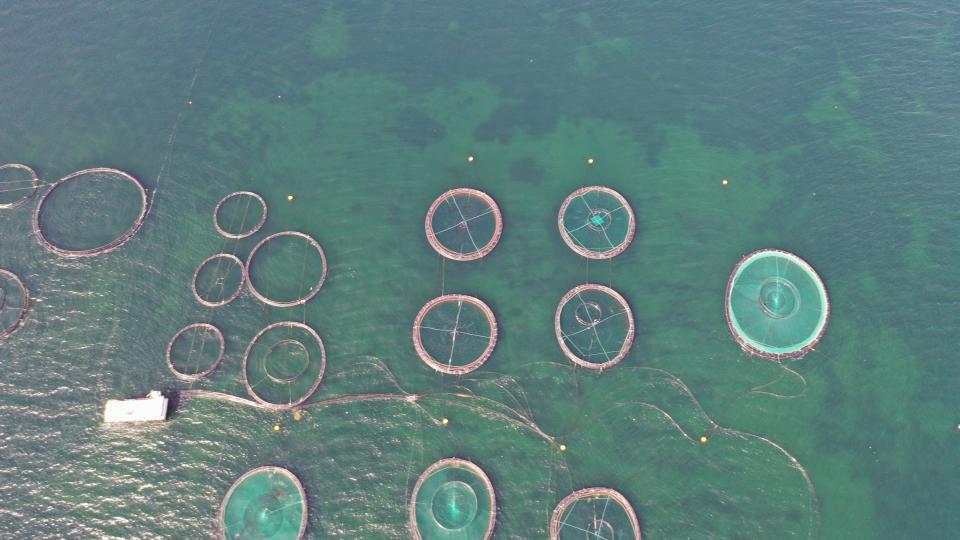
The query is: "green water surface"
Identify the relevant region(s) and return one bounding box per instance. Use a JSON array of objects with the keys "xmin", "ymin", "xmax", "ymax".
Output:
[{"xmin": 0, "ymin": 1, "xmax": 958, "ymax": 538}]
